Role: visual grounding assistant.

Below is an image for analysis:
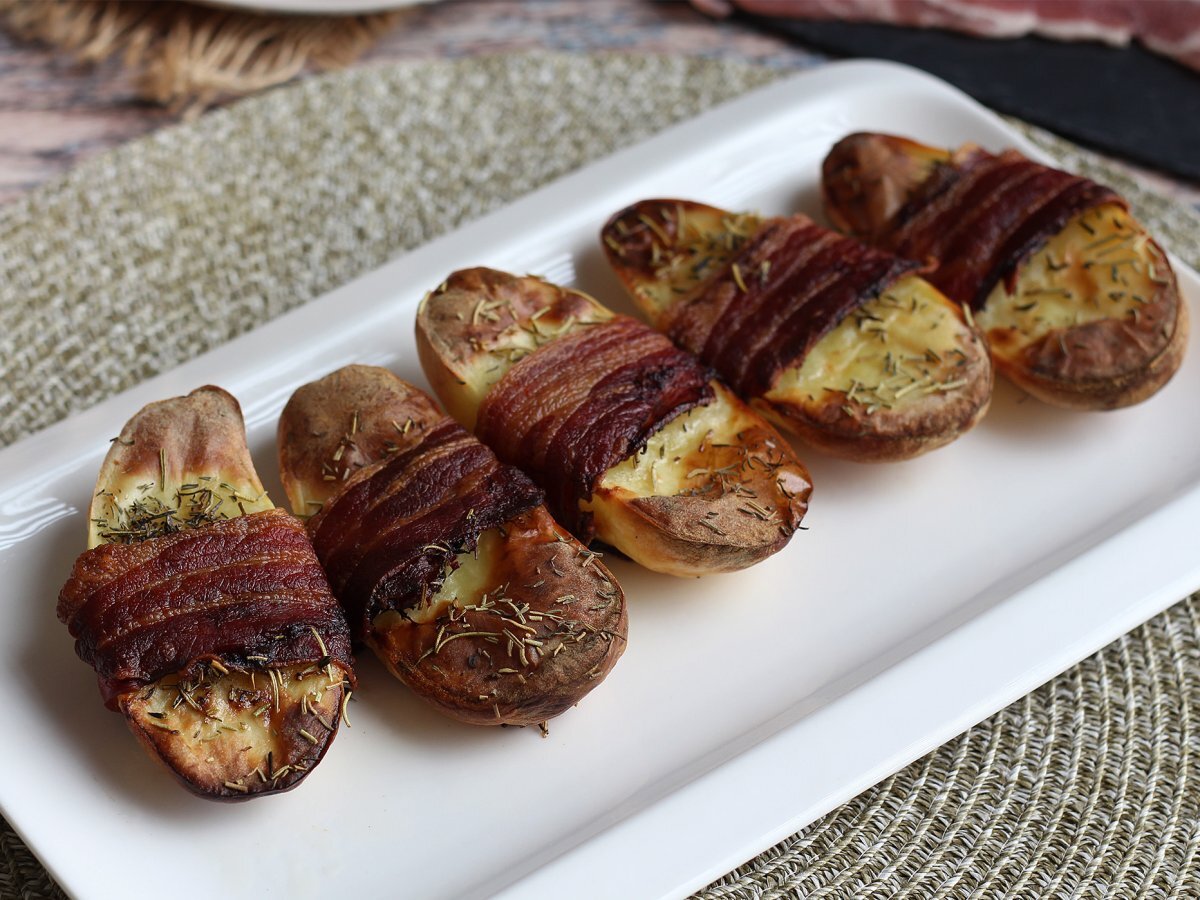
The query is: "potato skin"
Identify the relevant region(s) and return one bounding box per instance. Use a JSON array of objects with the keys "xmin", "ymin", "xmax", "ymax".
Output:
[
  {"xmin": 755, "ymin": 382, "xmax": 989, "ymax": 464},
  {"xmin": 94, "ymin": 386, "xmax": 262, "ymax": 494},
  {"xmin": 821, "ymin": 132, "xmax": 950, "ymax": 243},
  {"xmin": 821, "ymin": 132, "xmax": 1187, "ymax": 411},
  {"xmin": 601, "ymin": 199, "xmax": 993, "ymax": 463},
  {"xmin": 587, "ymin": 382, "xmax": 811, "ymax": 576},
  {"xmin": 415, "ymin": 268, "xmax": 812, "ymax": 577},
  {"xmin": 368, "ymin": 506, "xmax": 627, "ymax": 726},
  {"xmin": 278, "ymin": 364, "xmax": 444, "ymax": 514},
  {"xmin": 278, "ymin": 364, "xmax": 627, "ymax": 726}
]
